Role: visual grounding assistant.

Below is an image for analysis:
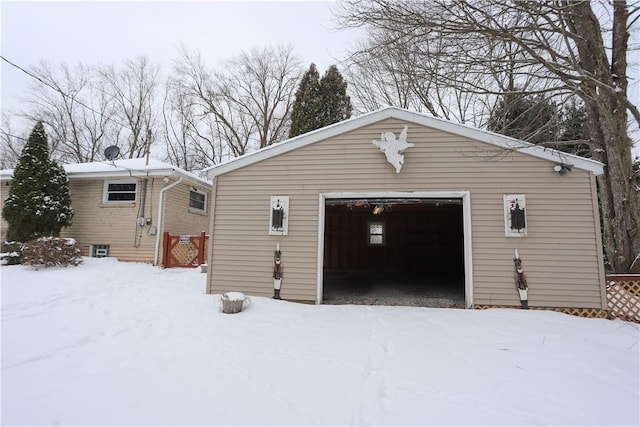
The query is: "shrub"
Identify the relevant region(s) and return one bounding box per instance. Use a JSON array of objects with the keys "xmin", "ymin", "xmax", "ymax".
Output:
[
  {"xmin": 1, "ymin": 241, "xmax": 23, "ymax": 265},
  {"xmin": 21, "ymin": 237, "xmax": 82, "ymax": 268}
]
